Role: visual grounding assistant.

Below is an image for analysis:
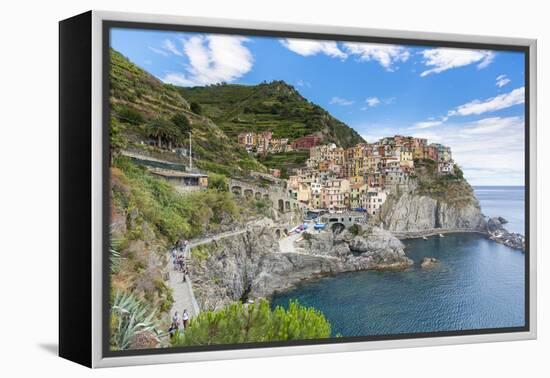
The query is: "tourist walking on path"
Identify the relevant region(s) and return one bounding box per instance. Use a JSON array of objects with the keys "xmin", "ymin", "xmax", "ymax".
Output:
[
  {"xmin": 182, "ymin": 309, "xmax": 189, "ymax": 329},
  {"xmin": 182, "ymin": 266, "xmax": 190, "ymax": 282},
  {"xmin": 172, "ymin": 311, "xmax": 181, "ymax": 329},
  {"xmin": 172, "ymin": 248, "xmax": 178, "ymax": 270}
]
